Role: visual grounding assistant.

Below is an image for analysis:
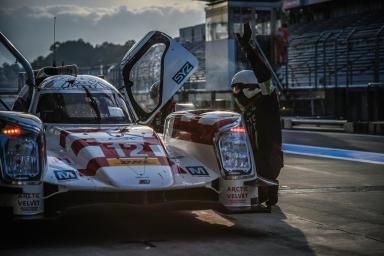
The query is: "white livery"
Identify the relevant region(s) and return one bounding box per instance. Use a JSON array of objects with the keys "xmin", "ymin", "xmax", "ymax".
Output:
[{"xmin": 0, "ymin": 31, "xmax": 277, "ymax": 219}]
